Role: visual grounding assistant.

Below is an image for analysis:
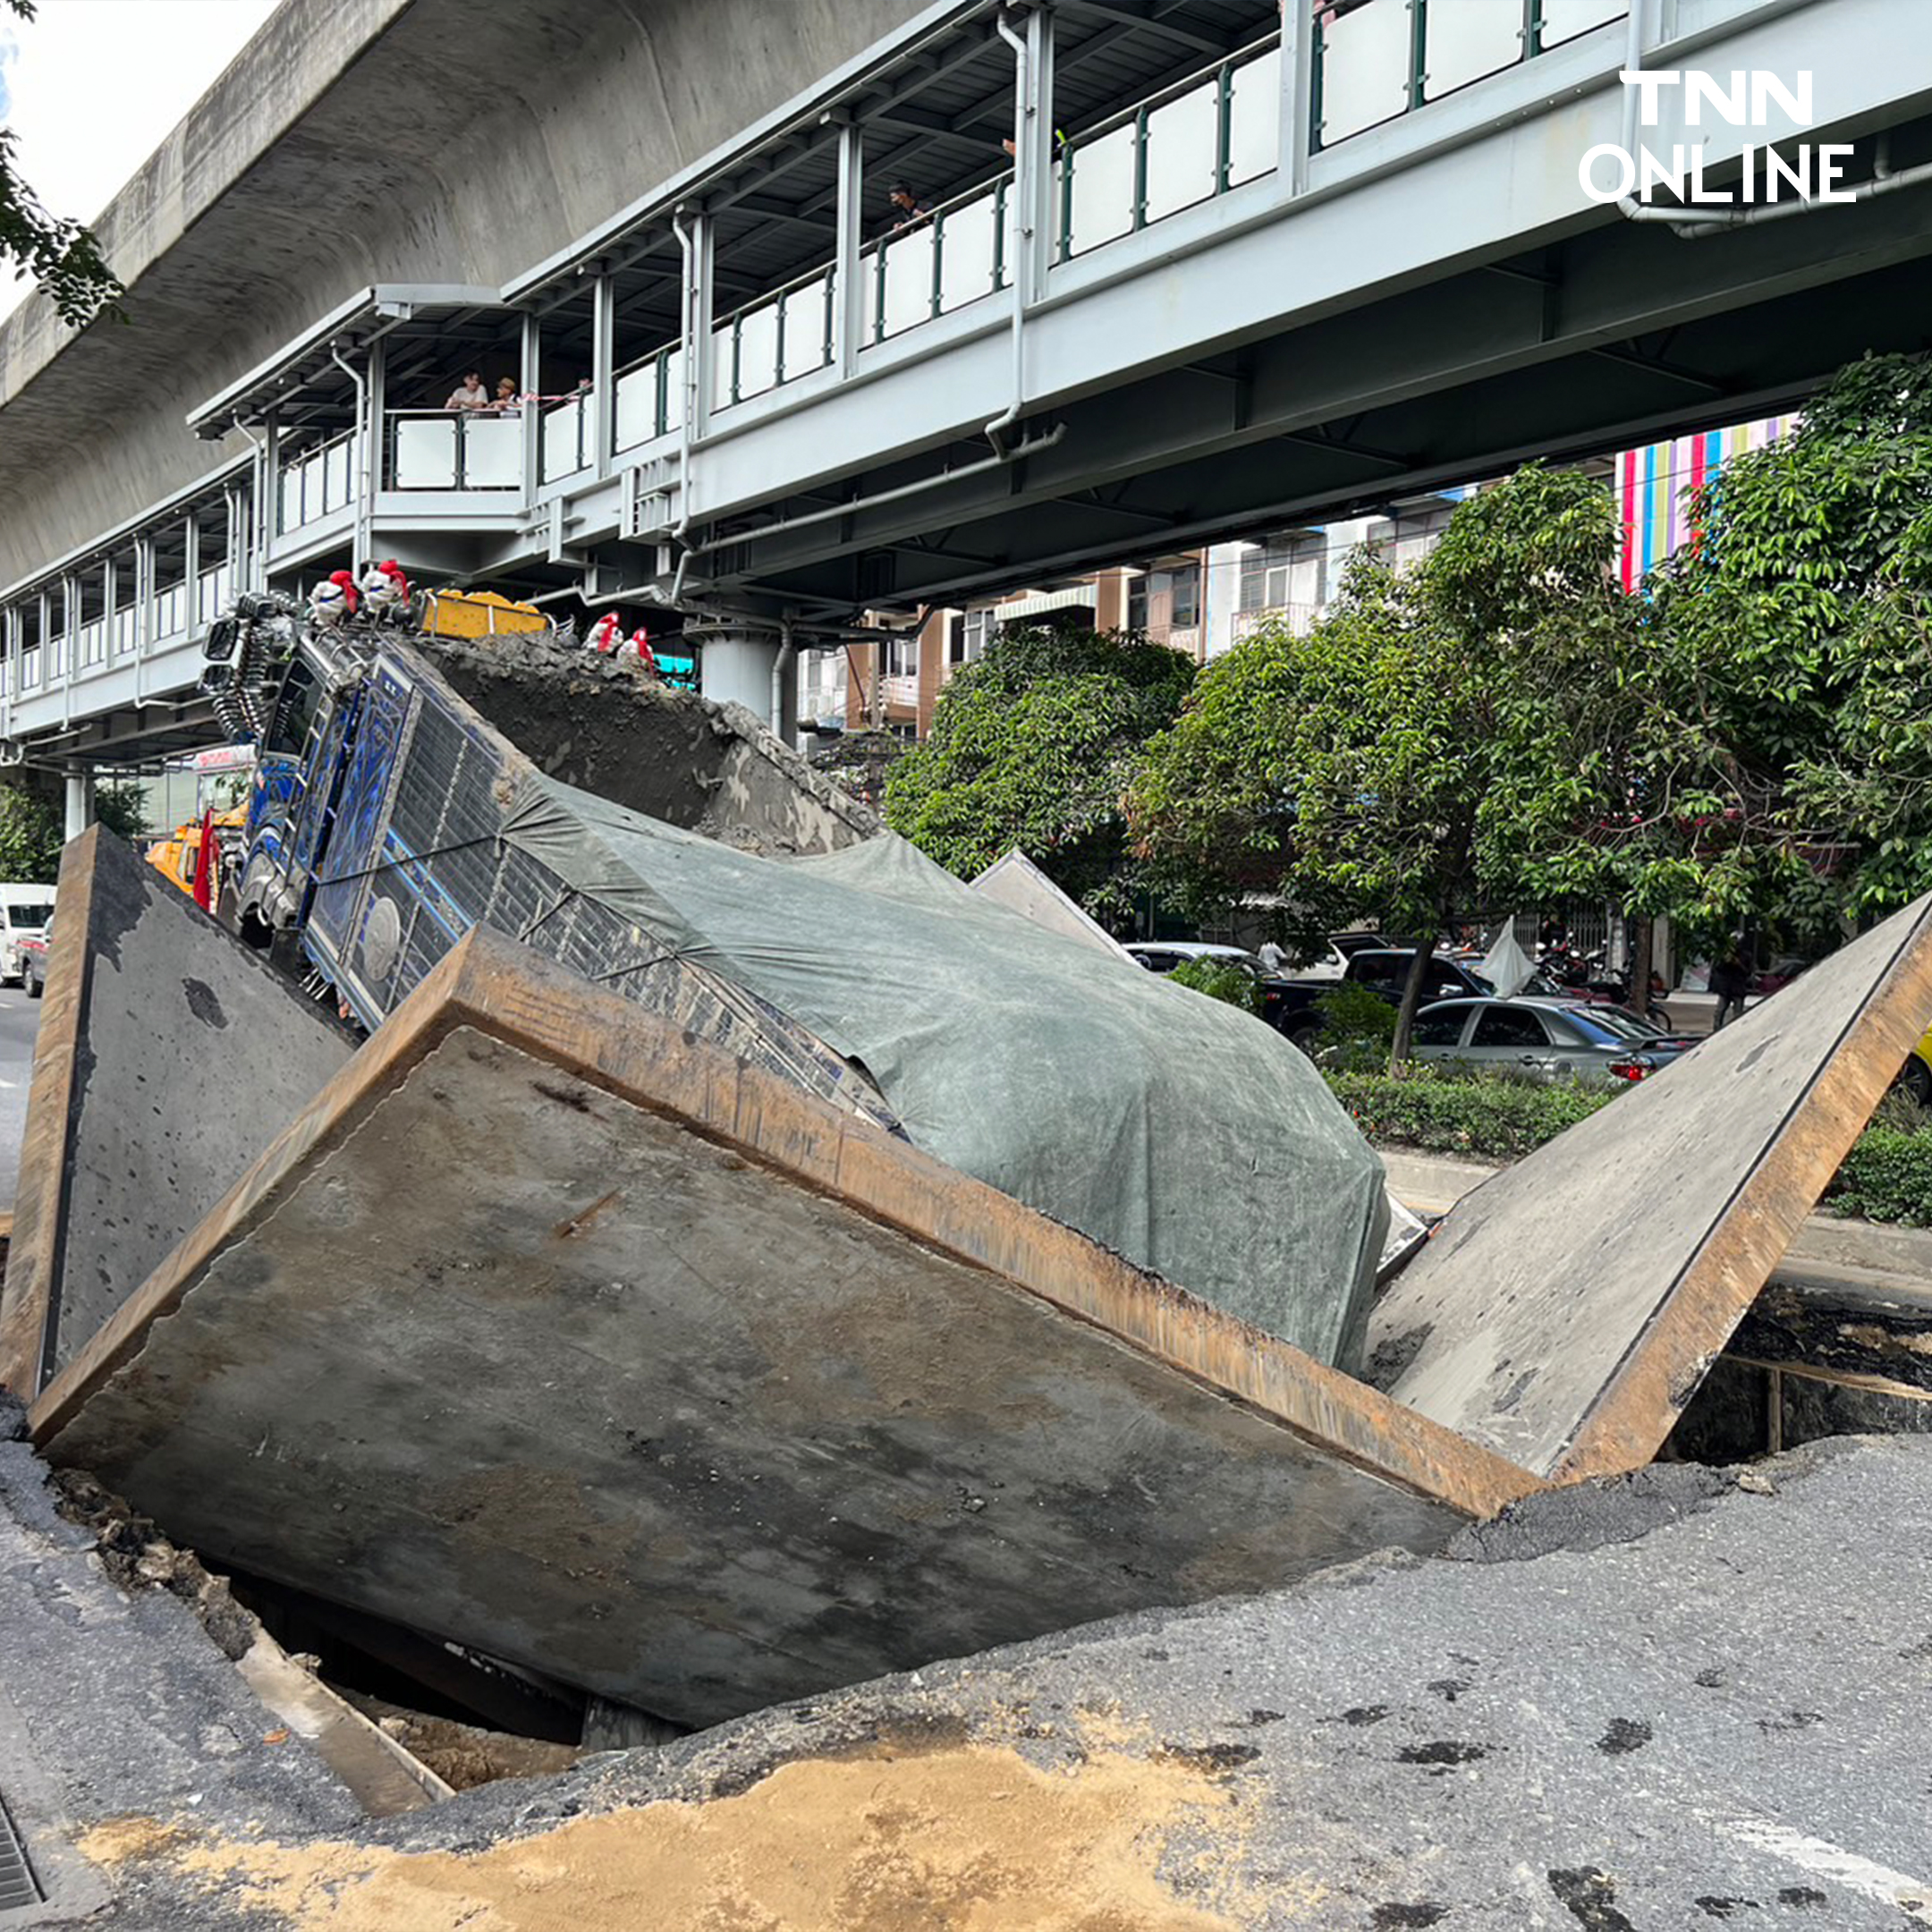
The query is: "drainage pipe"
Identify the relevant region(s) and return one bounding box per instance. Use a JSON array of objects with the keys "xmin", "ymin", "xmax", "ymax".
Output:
[
  {"xmin": 668, "ymin": 209, "xmax": 703, "ymax": 603},
  {"xmin": 770, "ymin": 618, "xmax": 796, "ymax": 738},
  {"xmin": 328, "ymin": 343, "xmax": 373, "ymax": 567},
  {"xmin": 985, "ymin": 7, "xmax": 1032, "ymax": 458}
]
